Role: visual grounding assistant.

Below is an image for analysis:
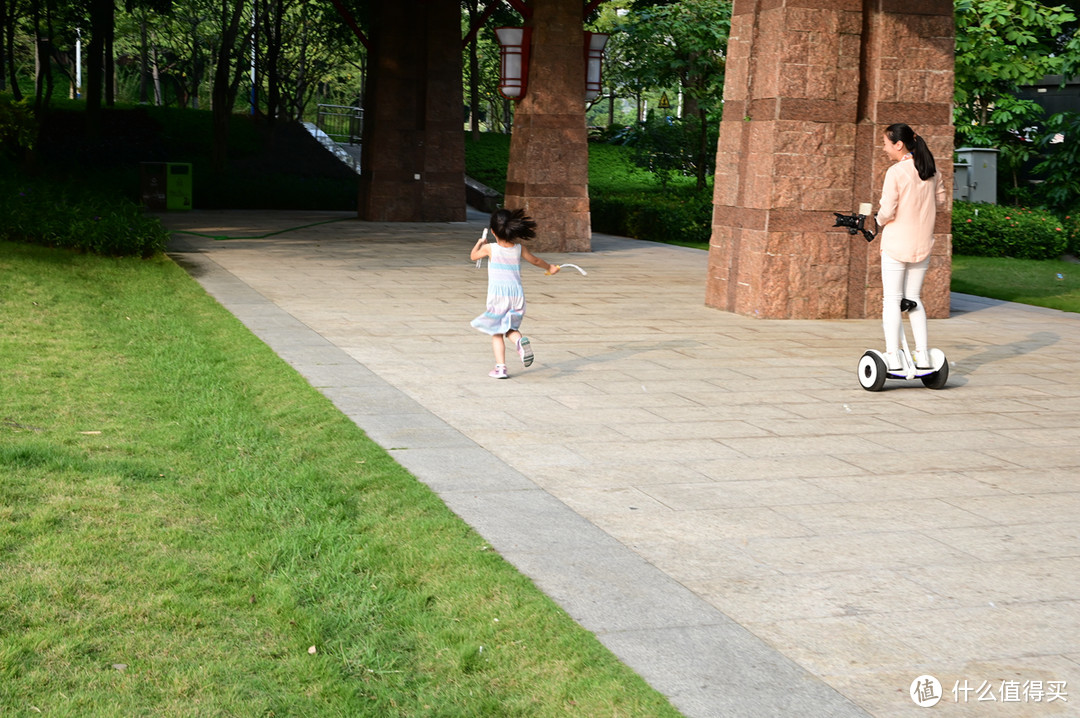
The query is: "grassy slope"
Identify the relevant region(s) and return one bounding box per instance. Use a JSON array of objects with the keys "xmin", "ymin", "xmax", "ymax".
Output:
[
  {"xmin": 0, "ymin": 241, "xmax": 682, "ymax": 717},
  {"xmin": 464, "ymin": 132, "xmax": 664, "ymax": 196}
]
